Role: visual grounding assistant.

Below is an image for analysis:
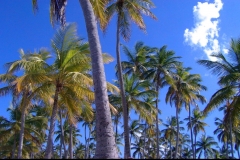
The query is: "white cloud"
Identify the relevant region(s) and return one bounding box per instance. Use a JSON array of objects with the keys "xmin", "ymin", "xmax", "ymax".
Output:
[{"xmin": 184, "ymin": 0, "xmax": 223, "ymax": 61}]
